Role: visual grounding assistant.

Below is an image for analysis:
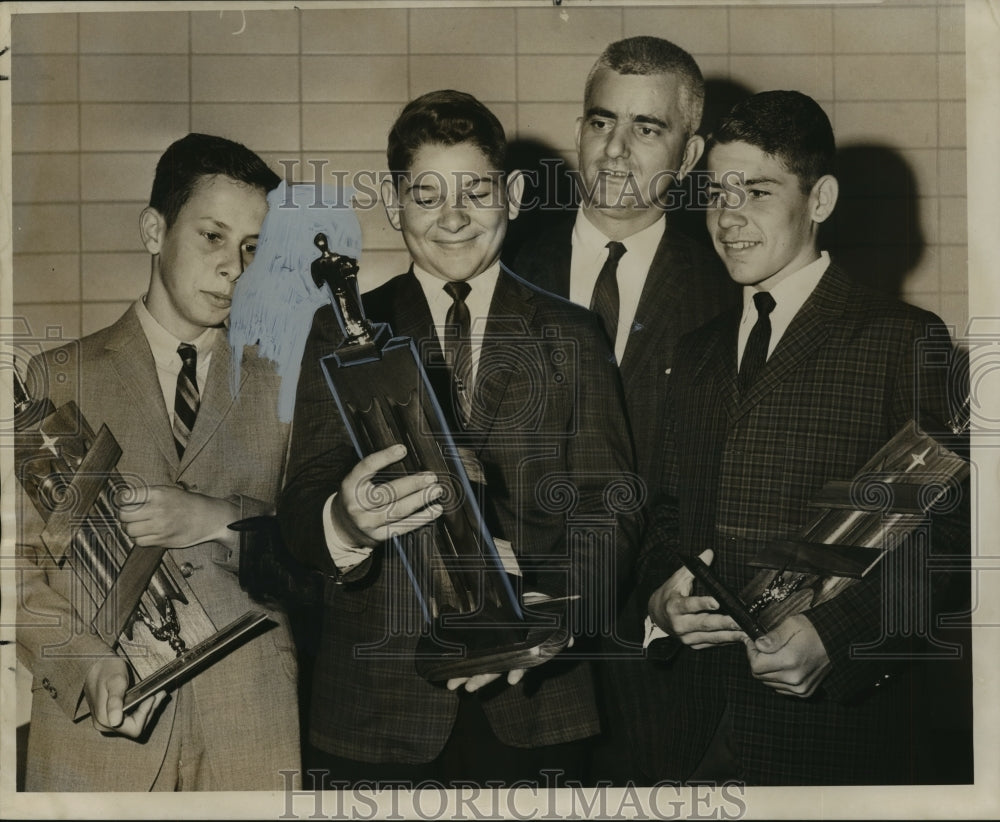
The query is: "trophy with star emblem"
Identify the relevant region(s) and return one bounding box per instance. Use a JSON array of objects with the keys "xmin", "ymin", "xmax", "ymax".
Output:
[
  {"xmin": 682, "ymin": 386, "xmax": 971, "ymax": 639},
  {"xmin": 12, "ymin": 362, "xmax": 269, "ymax": 713},
  {"xmin": 736, "ymin": 400, "xmax": 970, "ymax": 633}
]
